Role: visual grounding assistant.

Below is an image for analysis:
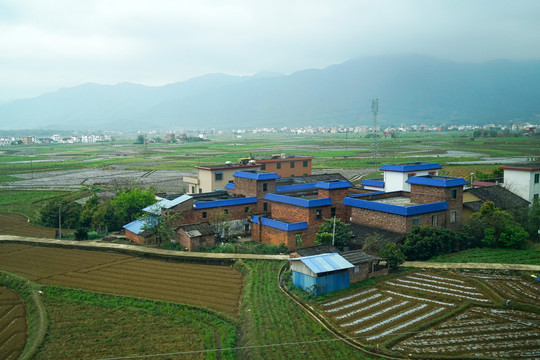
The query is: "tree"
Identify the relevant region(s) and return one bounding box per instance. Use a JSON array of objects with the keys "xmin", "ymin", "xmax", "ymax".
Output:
[
  {"xmin": 463, "ymin": 201, "xmax": 530, "ymax": 249},
  {"xmin": 39, "ymin": 199, "xmax": 82, "ymax": 229},
  {"xmin": 209, "ymin": 209, "xmax": 233, "ymax": 241},
  {"xmin": 80, "ymin": 194, "xmax": 99, "ymax": 228},
  {"xmin": 315, "ymin": 218, "xmax": 352, "ymax": 249},
  {"xmin": 402, "ymin": 226, "xmax": 463, "ymax": 261},
  {"xmin": 92, "ymin": 200, "xmax": 124, "ymax": 233},
  {"xmin": 141, "ymin": 211, "xmax": 183, "ymax": 243},
  {"xmin": 362, "ymin": 232, "xmax": 387, "ymax": 255},
  {"xmin": 134, "ymin": 134, "xmax": 145, "ymax": 144},
  {"xmin": 380, "ymin": 242, "xmax": 405, "ymax": 269},
  {"xmin": 110, "ymin": 188, "xmax": 155, "ymax": 223}
]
